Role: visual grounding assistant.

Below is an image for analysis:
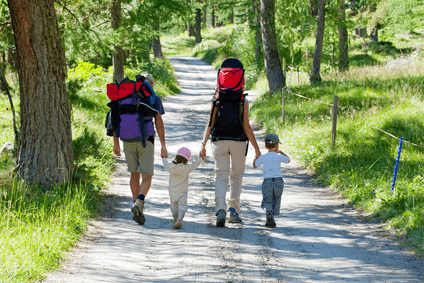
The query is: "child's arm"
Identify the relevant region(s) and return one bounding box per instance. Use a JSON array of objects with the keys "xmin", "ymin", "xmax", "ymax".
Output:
[
  {"xmin": 277, "ymin": 150, "xmax": 289, "ymax": 157},
  {"xmin": 184, "ymin": 157, "xmax": 203, "ymax": 175},
  {"xmin": 162, "ymin": 158, "xmax": 171, "ymax": 171},
  {"xmin": 276, "ymin": 150, "xmax": 290, "ymax": 163}
]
